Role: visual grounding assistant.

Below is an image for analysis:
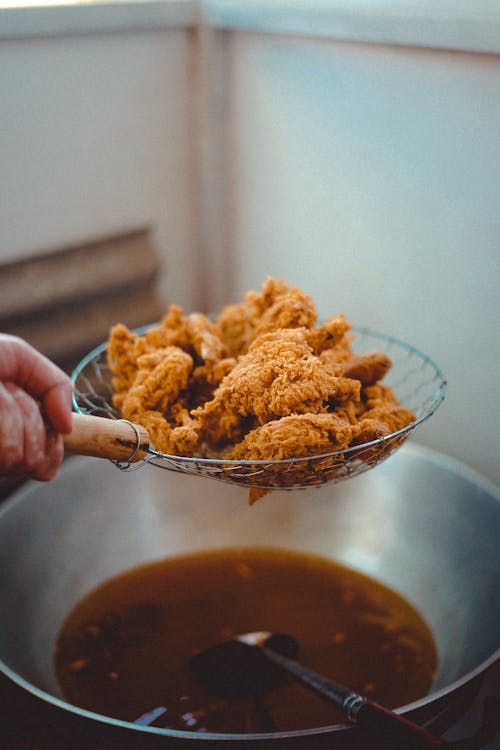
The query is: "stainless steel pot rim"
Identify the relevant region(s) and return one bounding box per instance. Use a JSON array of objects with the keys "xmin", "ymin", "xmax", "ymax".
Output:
[
  {"xmin": 0, "ymin": 443, "xmax": 498, "ymax": 742},
  {"xmin": 1, "ymin": 649, "xmax": 499, "ymax": 742}
]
